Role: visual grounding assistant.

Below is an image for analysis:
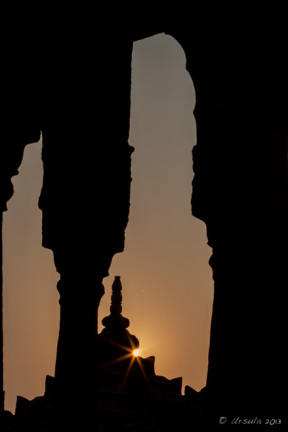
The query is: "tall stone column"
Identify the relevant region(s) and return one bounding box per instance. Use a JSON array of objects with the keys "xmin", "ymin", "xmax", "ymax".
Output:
[
  {"xmin": 170, "ymin": 15, "xmax": 288, "ymax": 422},
  {"xmin": 38, "ymin": 31, "xmax": 136, "ymax": 402},
  {"xmin": 0, "ymin": 213, "xmax": 3, "ymax": 413}
]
